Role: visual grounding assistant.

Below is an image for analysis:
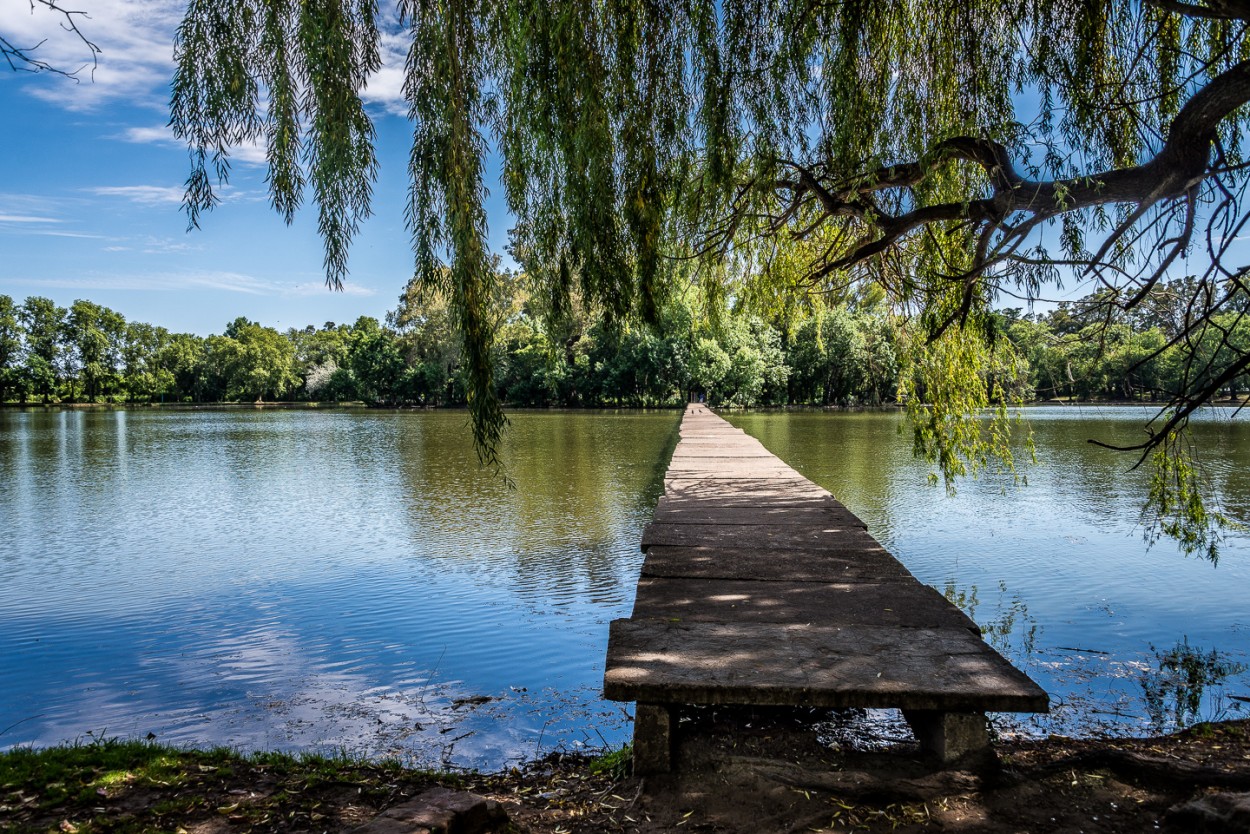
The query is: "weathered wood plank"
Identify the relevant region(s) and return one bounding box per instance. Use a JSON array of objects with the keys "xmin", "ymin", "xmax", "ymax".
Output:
[
  {"xmin": 641, "ymin": 546, "xmax": 914, "ymax": 583},
  {"xmin": 661, "ymin": 478, "xmax": 833, "ymax": 501},
  {"xmin": 664, "ymin": 464, "xmax": 803, "ymax": 477},
  {"xmin": 651, "ymin": 502, "xmax": 867, "ymax": 529},
  {"xmin": 669, "ymin": 450, "xmax": 779, "ymax": 459},
  {"xmin": 641, "ymin": 522, "xmax": 881, "ymax": 551},
  {"xmin": 654, "ymin": 494, "xmax": 849, "ymax": 512},
  {"xmin": 631, "ymin": 577, "xmax": 979, "ymax": 631},
  {"xmin": 604, "ymin": 619, "xmax": 1048, "ymax": 712}
]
